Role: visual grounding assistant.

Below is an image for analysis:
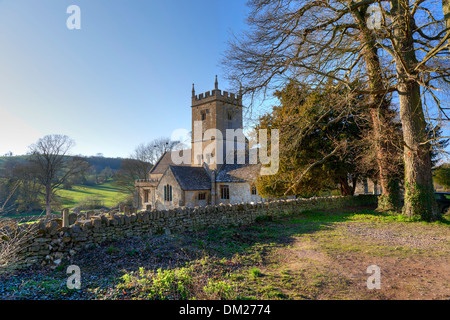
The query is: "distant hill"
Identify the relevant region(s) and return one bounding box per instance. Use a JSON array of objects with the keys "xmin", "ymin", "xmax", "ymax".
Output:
[
  {"xmin": 83, "ymin": 156, "xmax": 124, "ymax": 172},
  {"xmin": 0, "ymin": 155, "xmax": 28, "ymax": 167},
  {"xmin": 0, "ymin": 155, "xmax": 125, "ymax": 172}
]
